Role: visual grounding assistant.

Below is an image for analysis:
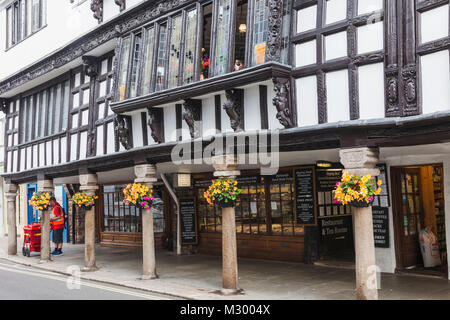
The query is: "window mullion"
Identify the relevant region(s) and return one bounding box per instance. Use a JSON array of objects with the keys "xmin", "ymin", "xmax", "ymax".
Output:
[
  {"xmin": 136, "ymin": 27, "xmax": 146, "ymax": 96},
  {"xmin": 245, "ymin": 0, "xmax": 255, "ymax": 67},
  {"xmin": 164, "ymin": 17, "xmax": 173, "ymax": 90},
  {"xmin": 150, "ymin": 23, "xmax": 160, "ymax": 93},
  {"xmin": 194, "ymin": 2, "xmax": 202, "ymax": 82},
  {"xmin": 209, "ymin": 0, "xmax": 218, "ymax": 77}
]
